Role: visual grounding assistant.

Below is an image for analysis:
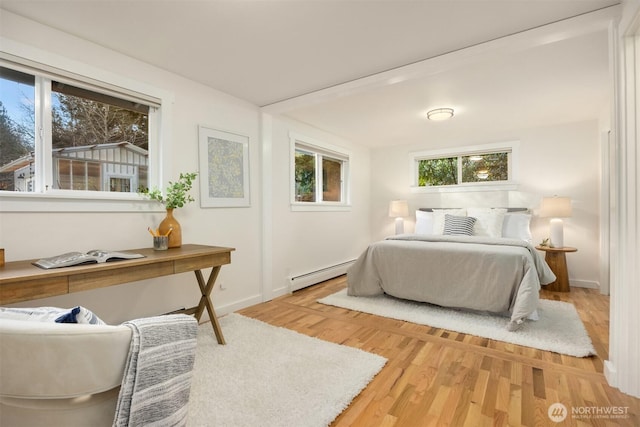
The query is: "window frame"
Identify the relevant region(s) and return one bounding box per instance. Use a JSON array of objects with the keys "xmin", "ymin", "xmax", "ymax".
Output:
[
  {"xmin": 289, "ymin": 132, "xmax": 351, "ymax": 212},
  {"xmin": 0, "ymin": 49, "xmax": 172, "ymax": 212},
  {"xmin": 409, "ymin": 141, "xmax": 519, "ymax": 193}
]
